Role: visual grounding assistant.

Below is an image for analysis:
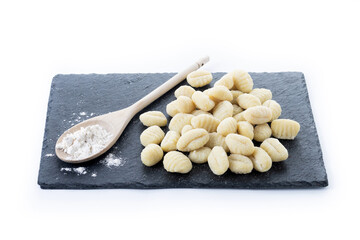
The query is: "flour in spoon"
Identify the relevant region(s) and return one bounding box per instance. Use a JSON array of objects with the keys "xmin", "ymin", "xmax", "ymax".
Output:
[{"xmin": 56, "ymin": 124, "xmax": 112, "ymax": 160}]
